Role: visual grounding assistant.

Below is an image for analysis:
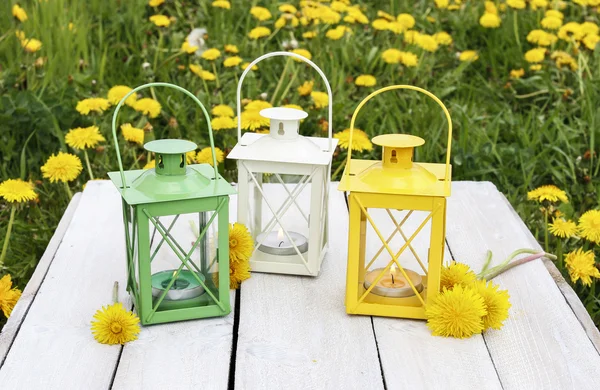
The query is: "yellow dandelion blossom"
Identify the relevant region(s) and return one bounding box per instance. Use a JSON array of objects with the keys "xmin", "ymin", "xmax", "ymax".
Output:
[
  {"xmin": 326, "ymin": 26, "xmax": 348, "ymax": 40},
  {"xmin": 76, "ymin": 97, "xmax": 110, "ymax": 115},
  {"xmin": 311, "ymin": 91, "xmax": 329, "ymax": 109},
  {"xmin": 212, "ymin": 0, "xmax": 231, "ymax": 9},
  {"xmin": 331, "ymin": 1, "xmax": 348, "ymax": 12},
  {"xmin": 149, "ymin": 0, "xmax": 165, "ymax": 6},
  {"xmin": 149, "ymin": 14, "xmax": 171, "ymax": 27},
  {"xmin": 229, "ymin": 223, "xmax": 254, "ymax": 264},
  {"xmin": 189, "ymin": 64, "xmax": 203, "ymax": 77},
  {"xmin": 225, "ymin": 44, "xmax": 239, "ymax": 54},
  {"xmin": 440, "ymin": 261, "xmax": 477, "ymax": 290},
  {"xmin": 298, "ymin": 81, "xmax": 314, "ymax": 96},
  {"xmin": 121, "ymin": 123, "xmax": 145, "ymax": 146},
  {"xmin": 484, "ymin": 1, "xmax": 498, "ymax": 14},
  {"xmin": 416, "ymin": 34, "xmax": 439, "ymax": 52},
  {"xmin": 0, "ymin": 275, "xmax": 22, "ymax": 318},
  {"xmin": 248, "ymin": 26, "xmax": 271, "ymax": 40},
  {"xmin": 241, "ymin": 62, "xmax": 258, "ymax": 71},
  {"xmin": 230, "ymin": 259, "xmax": 251, "ymax": 289},
  {"xmin": 527, "ymin": 184, "xmax": 568, "ymax": 203},
  {"xmin": 65, "ymin": 126, "xmax": 105, "ymax": 150},
  {"xmin": 541, "ymin": 16, "xmax": 562, "ymax": 30},
  {"xmin": 472, "ymin": 280, "xmax": 511, "ymax": 331},
  {"xmin": 397, "ymin": 13, "xmax": 415, "ymax": 29},
  {"xmin": 459, "ymin": 50, "xmax": 479, "ymax": 62},
  {"xmin": 480, "ymin": 13, "xmax": 501, "ymax": 28},
  {"xmin": 334, "ymin": 129, "xmax": 373, "ymax": 152},
  {"xmin": 527, "ymin": 30, "xmax": 557, "ymax": 46},
  {"xmin": 91, "ymin": 302, "xmax": 140, "ymax": 345},
  {"xmin": 530, "ymin": 0, "xmax": 549, "ymax": 10},
  {"xmin": 12, "ymin": 5, "xmax": 28, "ymax": 22},
  {"xmin": 41, "ymin": 152, "xmax": 82, "ymax": 183},
  {"xmin": 346, "ymin": 6, "xmax": 368, "ymax": 24},
  {"xmin": 506, "ymin": 0, "xmax": 526, "ymax": 8},
  {"xmin": 279, "ymin": 4, "xmax": 297, "ymax": 14},
  {"xmin": 426, "ymin": 285, "xmax": 487, "ymax": 339},
  {"xmin": 319, "ymin": 8, "xmax": 341, "ymax": 24},
  {"xmin": 558, "ymin": 22, "xmax": 584, "ymax": 41},
  {"xmin": 250, "ymin": 6, "xmax": 271, "ymax": 21},
  {"xmin": 143, "ymin": 160, "xmax": 155, "ymax": 170},
  {"xmin": 282, "ymin": 104, "xmax": 303, "ymax": 111},
  {"xmin": 400, "ymin": 51, "xmax": 419, "ymax": 67},
  {"xmin": 212, "ymin": 104, "xmax": 234, "ymax": 117},
  {"xmin": 524, "ymin": 48, "xmax": 546, "ymax": 63},
  {"xmin": 565, "ymin": 248, "xmax": 600, "ymax": 286},
  {"xmin": 15, "ymin": 30, "xmax": 25, "ymax": 41},
  {"xmin": 21, "ymin": 38, "xmax": 42, "ymax": 53},
  {"xmin": 195, "ymin": 147, "xmax": 224, "ymax": 166},
  {"xmin": 211, "ymin": 116, "xmax": 236, "ymax": 130},
  {"xmin": 545, "ymin": 10, "xmax": 564, "ymax": 19},
  {"xmin": 549, "ymin": 218, "xmax": 577, "ymax": 238},
  {"xmin": 223, "ymin": 56, "xmax": 242, "ymax": 67},
  {"xmin": 581, "ymin": 22, "xmax": 599, "ymax": 37},
  {"xmin": 433, "ymin": 31, "xmax": 453, "ymax": 45},
  {"xmin": 0, "ymin": 179, "xmax": 38, "ymax": 203},
  {"xmin": 181, "ymin": 41, "xmax": 198, "ymax": 54},
  {"xmin": 241, "ymin": 111, "xmax": 270, "ymax": 130},
  {"xmin": 551, "ymin": 51, "xmax": 577, "ymax": 71},
  {"xmin": 199, "ymin": 69, "xmax": 215, "ymax": 80},
  {"xmin": 202, "ymin": 48, "xmax": 221, "ymax": 61},
  {"xmin": 303, "ymin": 31, "xmax": 317, "ymax": 39},
  {"xmin": 133, "ymin": 98, "xmax": 161, "ymax": 118},
  {"xmin": 245, "ymin": 100, "xmax": 272, "ymax": 111},
  {"xmin": 583, "ymin": 34, "xmax": 600, "ymax": 50},
  {"xmin": 404, "ymin": 30, "xmax": 421, "ymax": 44},
  {"xmin": 510, "ymin": 68, "xmax": 525, "ymax": 79},
  {"xmin": 355, "ymin": 75, "xmax": 376, "ymax": 87},
  {"xmin": 290, "ymin": 48, "xmax": 312, "ymax": 61},
  {"xmin": 435, "ymin": 0, "xmax": 450, "ymax": 8},
  {"xmin": 372, "ymin": 19, "xmax": 391, "ymax": 31},
  {"xmin": 108, "ymin": 85, "xmax": 137, "ymax": 106},
  {"xmin": 382, "ymin": 48, "xmax": 402, "ymax": 64},
  {"xmin": 578, "ymin": 210, "xmax": 600, "ymax": 243},
  {"xmin": 377, "ymin": 10, "xmax": 395, "ymax": 21},
  {"xmin": 530, "ymin": 64, "xmax": 542, "ymax": 71}
]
